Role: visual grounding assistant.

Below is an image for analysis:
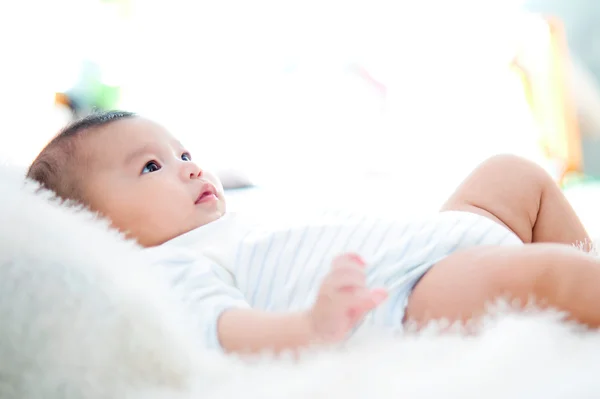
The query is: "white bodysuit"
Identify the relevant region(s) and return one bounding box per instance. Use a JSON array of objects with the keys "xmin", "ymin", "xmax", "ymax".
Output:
[{"xmin": 143, "ymin": 210, "xmax": 523, "ymax": 351}]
